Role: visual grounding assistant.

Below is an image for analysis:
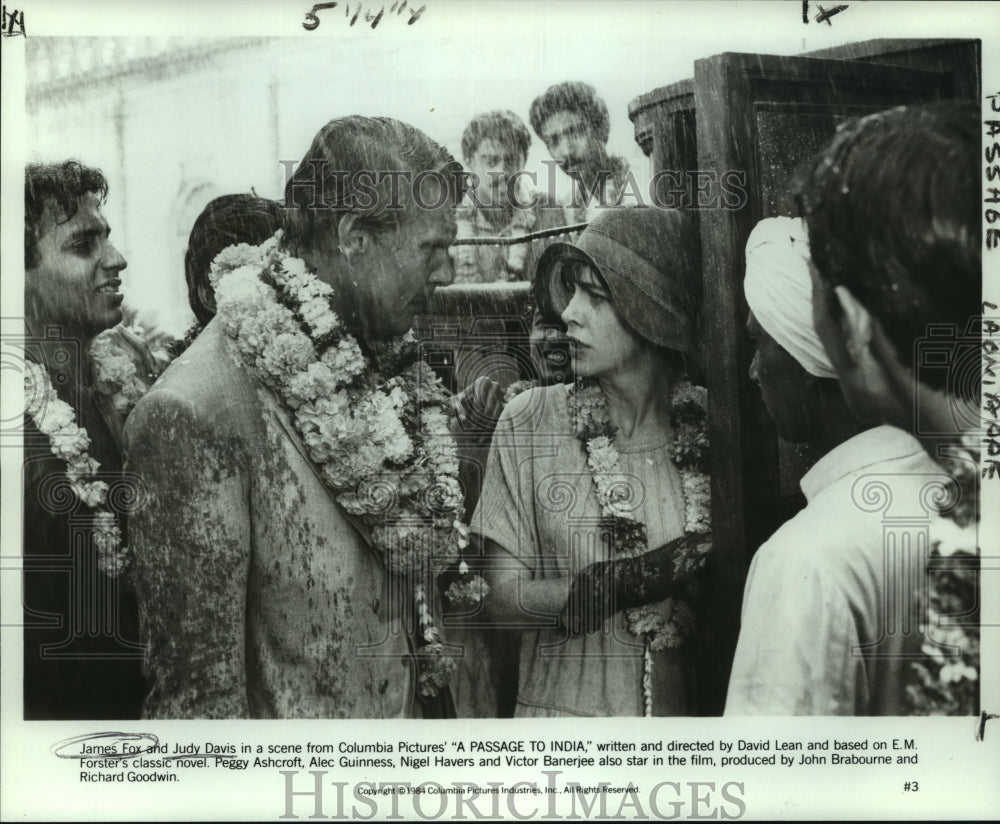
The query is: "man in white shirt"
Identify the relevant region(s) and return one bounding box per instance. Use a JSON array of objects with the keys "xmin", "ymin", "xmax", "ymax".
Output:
[
  {"xmin": 725, "ymin": 217, "xmax": 949, "ymax": 715},
  {"xmin": 796, "ymin": 102, "xmax": 981, "ymax": 715}
]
